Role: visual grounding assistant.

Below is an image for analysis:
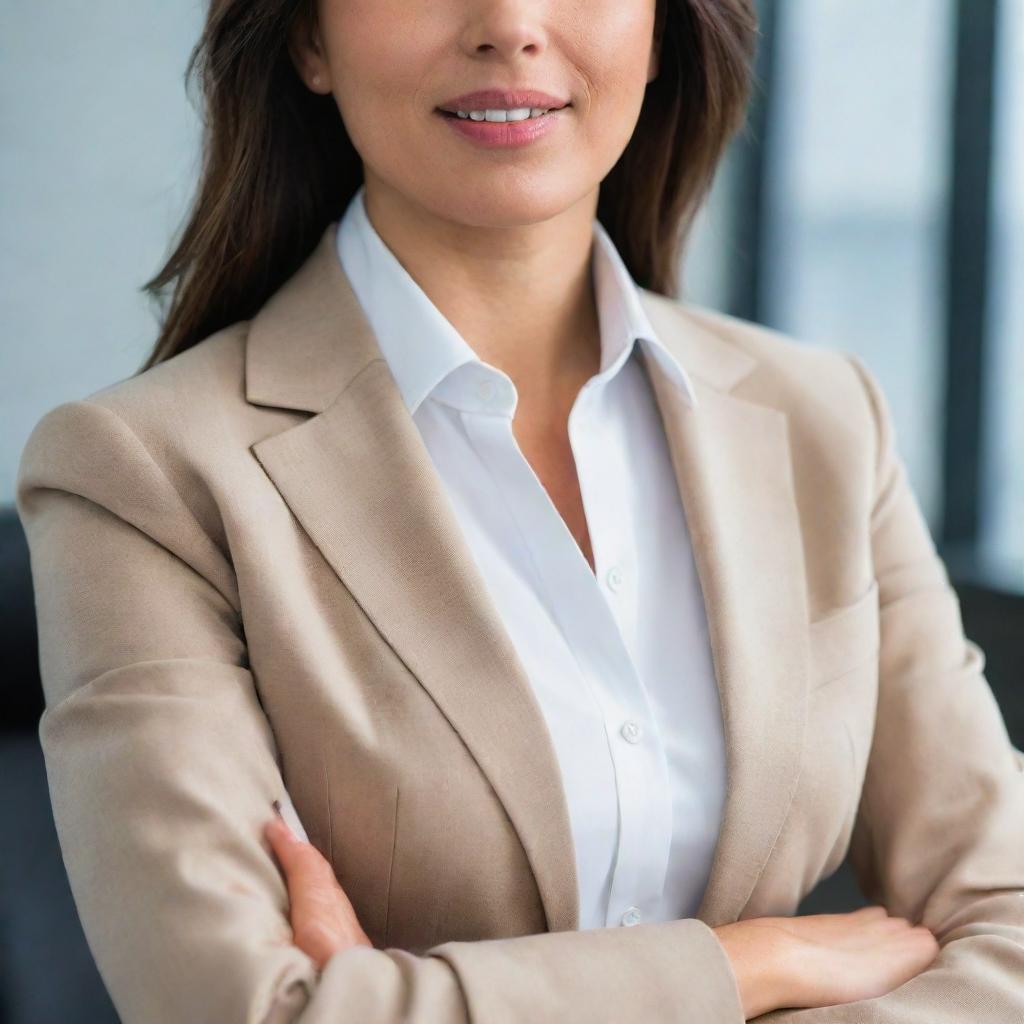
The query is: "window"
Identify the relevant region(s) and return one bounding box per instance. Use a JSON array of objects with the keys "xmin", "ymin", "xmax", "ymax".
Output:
[
  {"xmin": 759, "ymin": 0, "xmax": 956, "ymax": 529},
  {"xmin": 683, "ymin": 0, "xmax": 1021, "ymax": 594}
]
